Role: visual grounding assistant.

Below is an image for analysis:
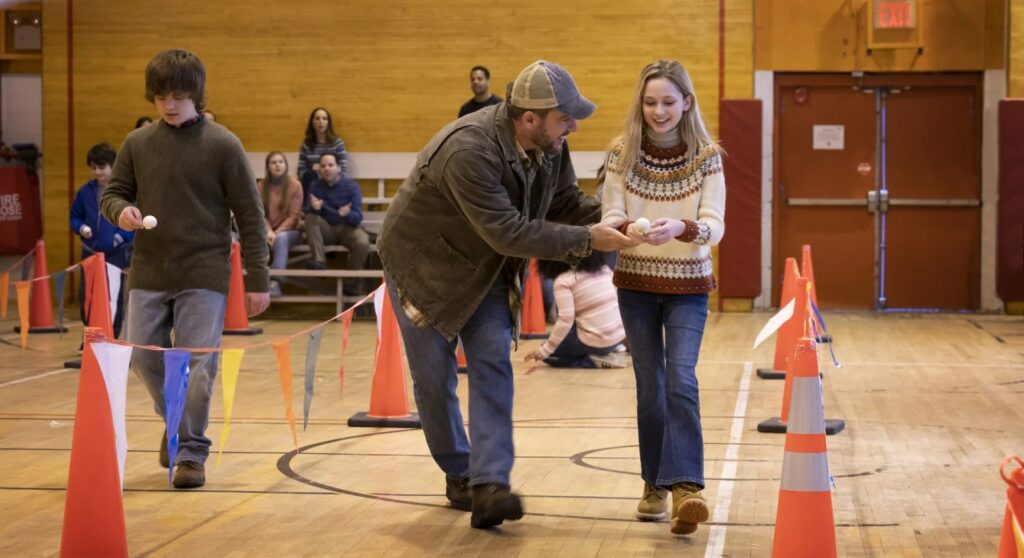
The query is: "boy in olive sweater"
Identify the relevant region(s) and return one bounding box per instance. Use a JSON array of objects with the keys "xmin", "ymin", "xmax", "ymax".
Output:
[{"xmin": 101, "ymin": 49, "xmax": 269, "ymax": 489}]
